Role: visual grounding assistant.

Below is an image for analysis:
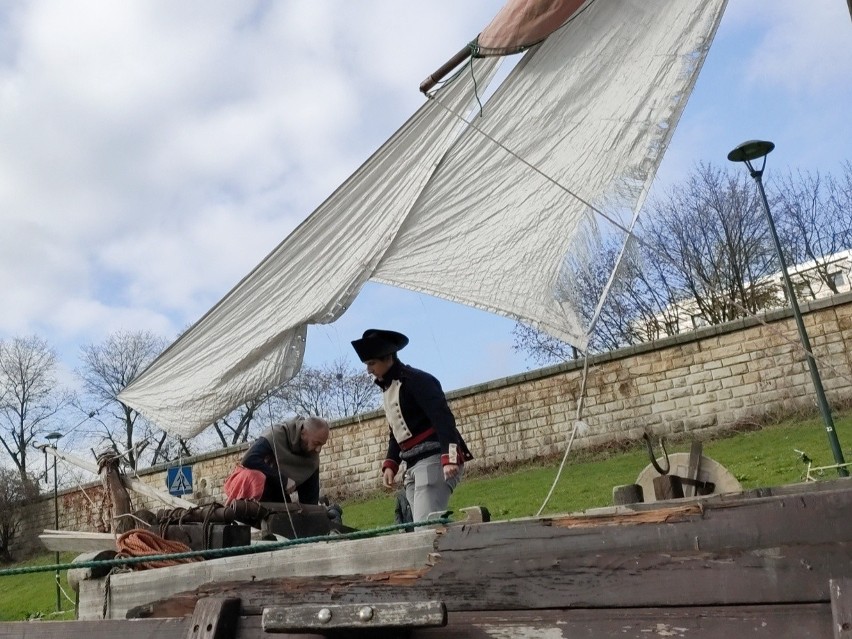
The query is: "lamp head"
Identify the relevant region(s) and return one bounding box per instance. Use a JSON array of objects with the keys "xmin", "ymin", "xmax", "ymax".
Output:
[
  {"xmin": 727, "ymin": 140, "xmax": 775, "ymax": 163},
  {"xmin": 45, "ymin": 432, "xmax": 63, "ymax": 442}
]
